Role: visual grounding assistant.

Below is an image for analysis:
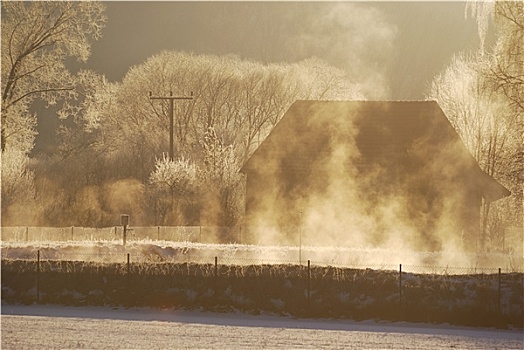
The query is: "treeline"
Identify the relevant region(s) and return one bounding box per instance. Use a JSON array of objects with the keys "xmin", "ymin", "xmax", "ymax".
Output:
[{"xmin": 3, "ymin": 51, "xmax": 362, "ymax": 227}]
